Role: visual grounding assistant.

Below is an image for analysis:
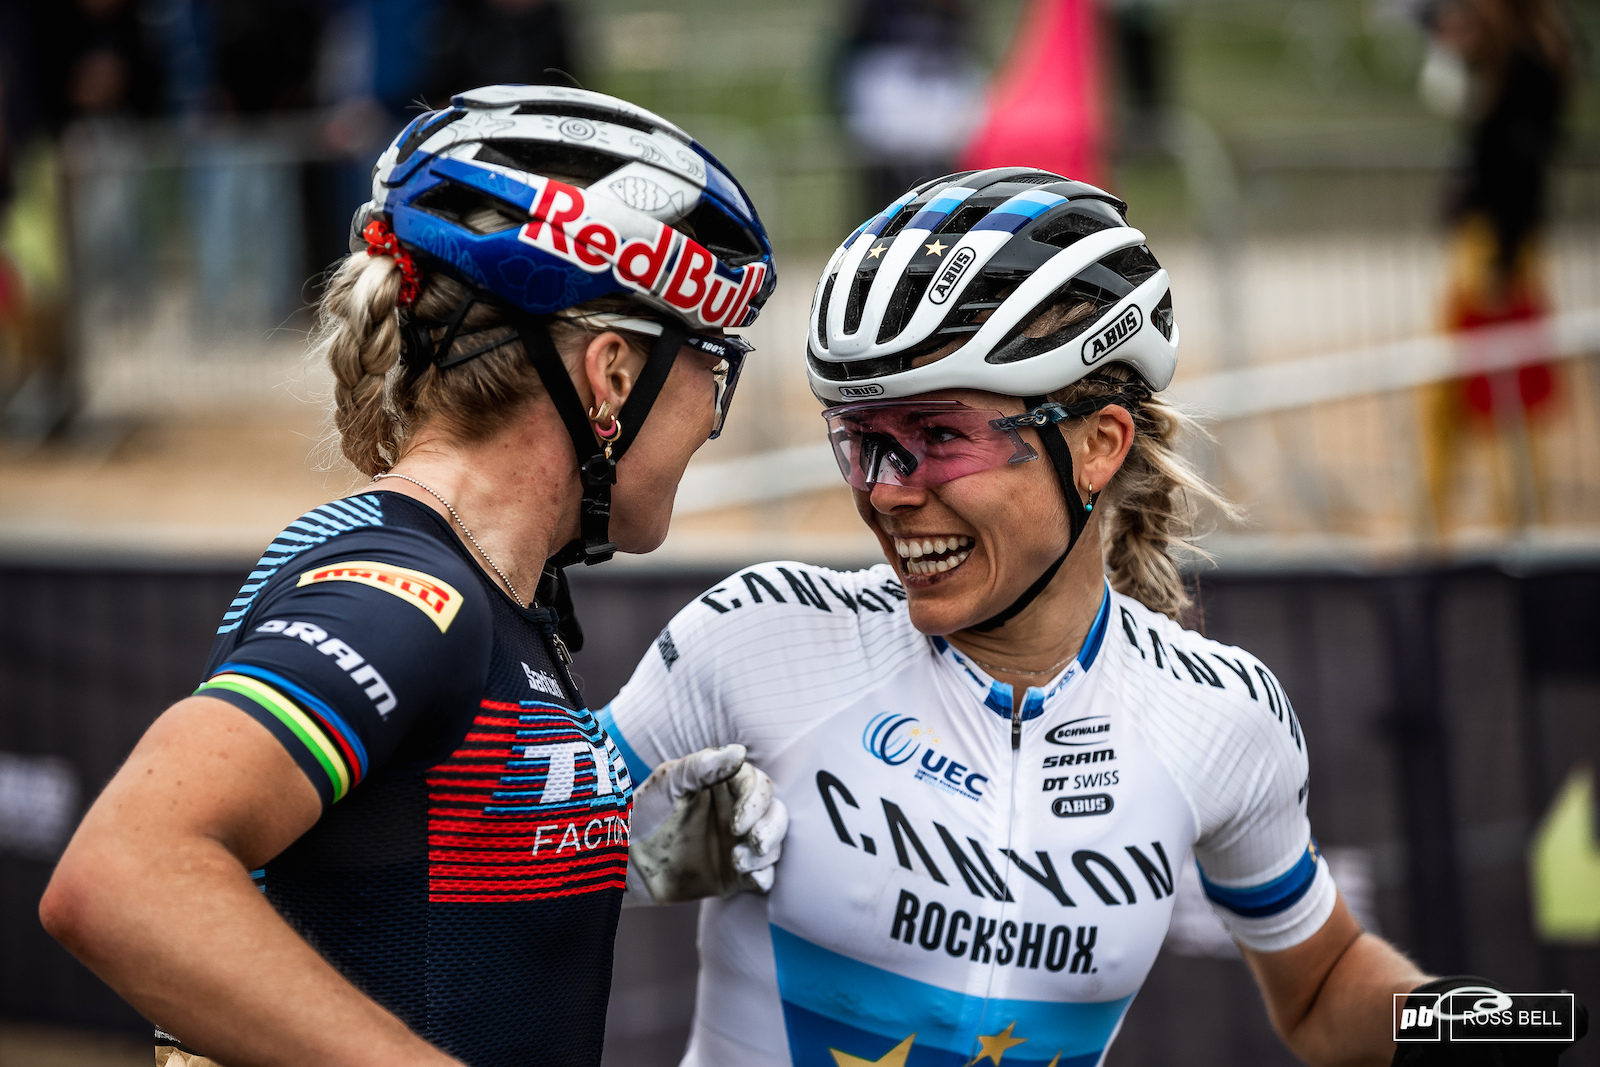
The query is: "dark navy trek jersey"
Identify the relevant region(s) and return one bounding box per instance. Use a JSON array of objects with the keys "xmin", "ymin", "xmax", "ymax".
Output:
[{"xmin": 196, "ymin": 492, "xmax": 634, "ymax": 1067}]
